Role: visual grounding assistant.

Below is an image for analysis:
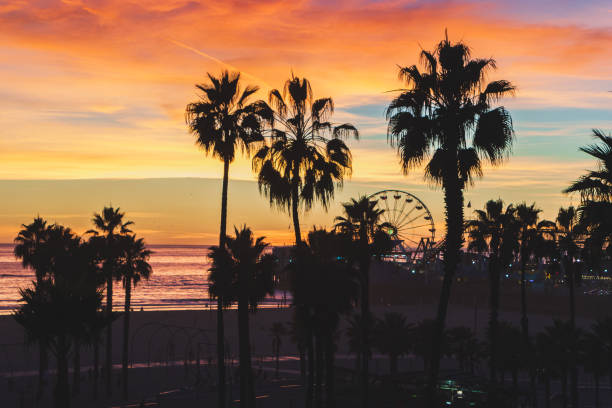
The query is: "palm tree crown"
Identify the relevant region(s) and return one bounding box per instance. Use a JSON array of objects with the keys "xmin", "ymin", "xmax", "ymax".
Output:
[
  {"xmin": 185, "ymin": 70, "xmax": 272, "ymax": 163},
  {"xmin": 386, "ymin": 32, "xmax": 515, "ymax": 184},
  {"xmin": 253, "ymin": 74, "xmax": 358, "ymax": 244}
]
